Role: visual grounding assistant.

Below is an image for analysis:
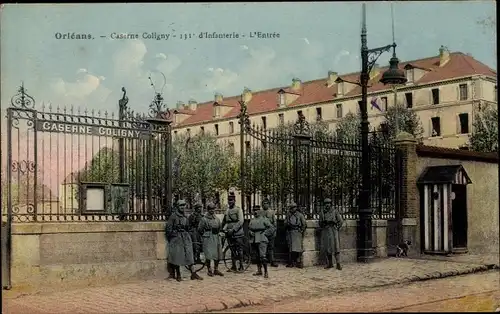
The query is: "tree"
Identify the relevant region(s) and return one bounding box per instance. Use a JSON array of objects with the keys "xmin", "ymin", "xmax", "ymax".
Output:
[
  {"xmin": 335, "ymin": 112, "xmax": 360, "ymax": 143},
  {"xmin": 381, "ymin": 103, "xmax": 424, "ymax": 143},
  {"xmin": 78, "ymin": 147, "xmax": 120, "ymax": 183},
  {"xmin": 172, "ymin": 133, "xmax": 239, "ymax": 207},
  {"xmin": 1, "ymin": 163, "xmax": 55, "ymax": 211},
  {"xmin": 334, "ymin": 105, "xmax": 425, "ymax": 144},
  {"xmin": 469, "ymin": 104, "xmax": 498, "ymax": 152}
]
